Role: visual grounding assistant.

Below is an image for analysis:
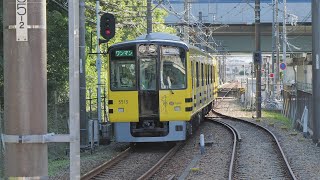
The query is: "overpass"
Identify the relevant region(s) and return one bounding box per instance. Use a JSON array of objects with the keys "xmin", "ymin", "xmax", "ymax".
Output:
[{"xmin": 169, "ymin": 23, "xmax": 312, "ymax": 53}]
